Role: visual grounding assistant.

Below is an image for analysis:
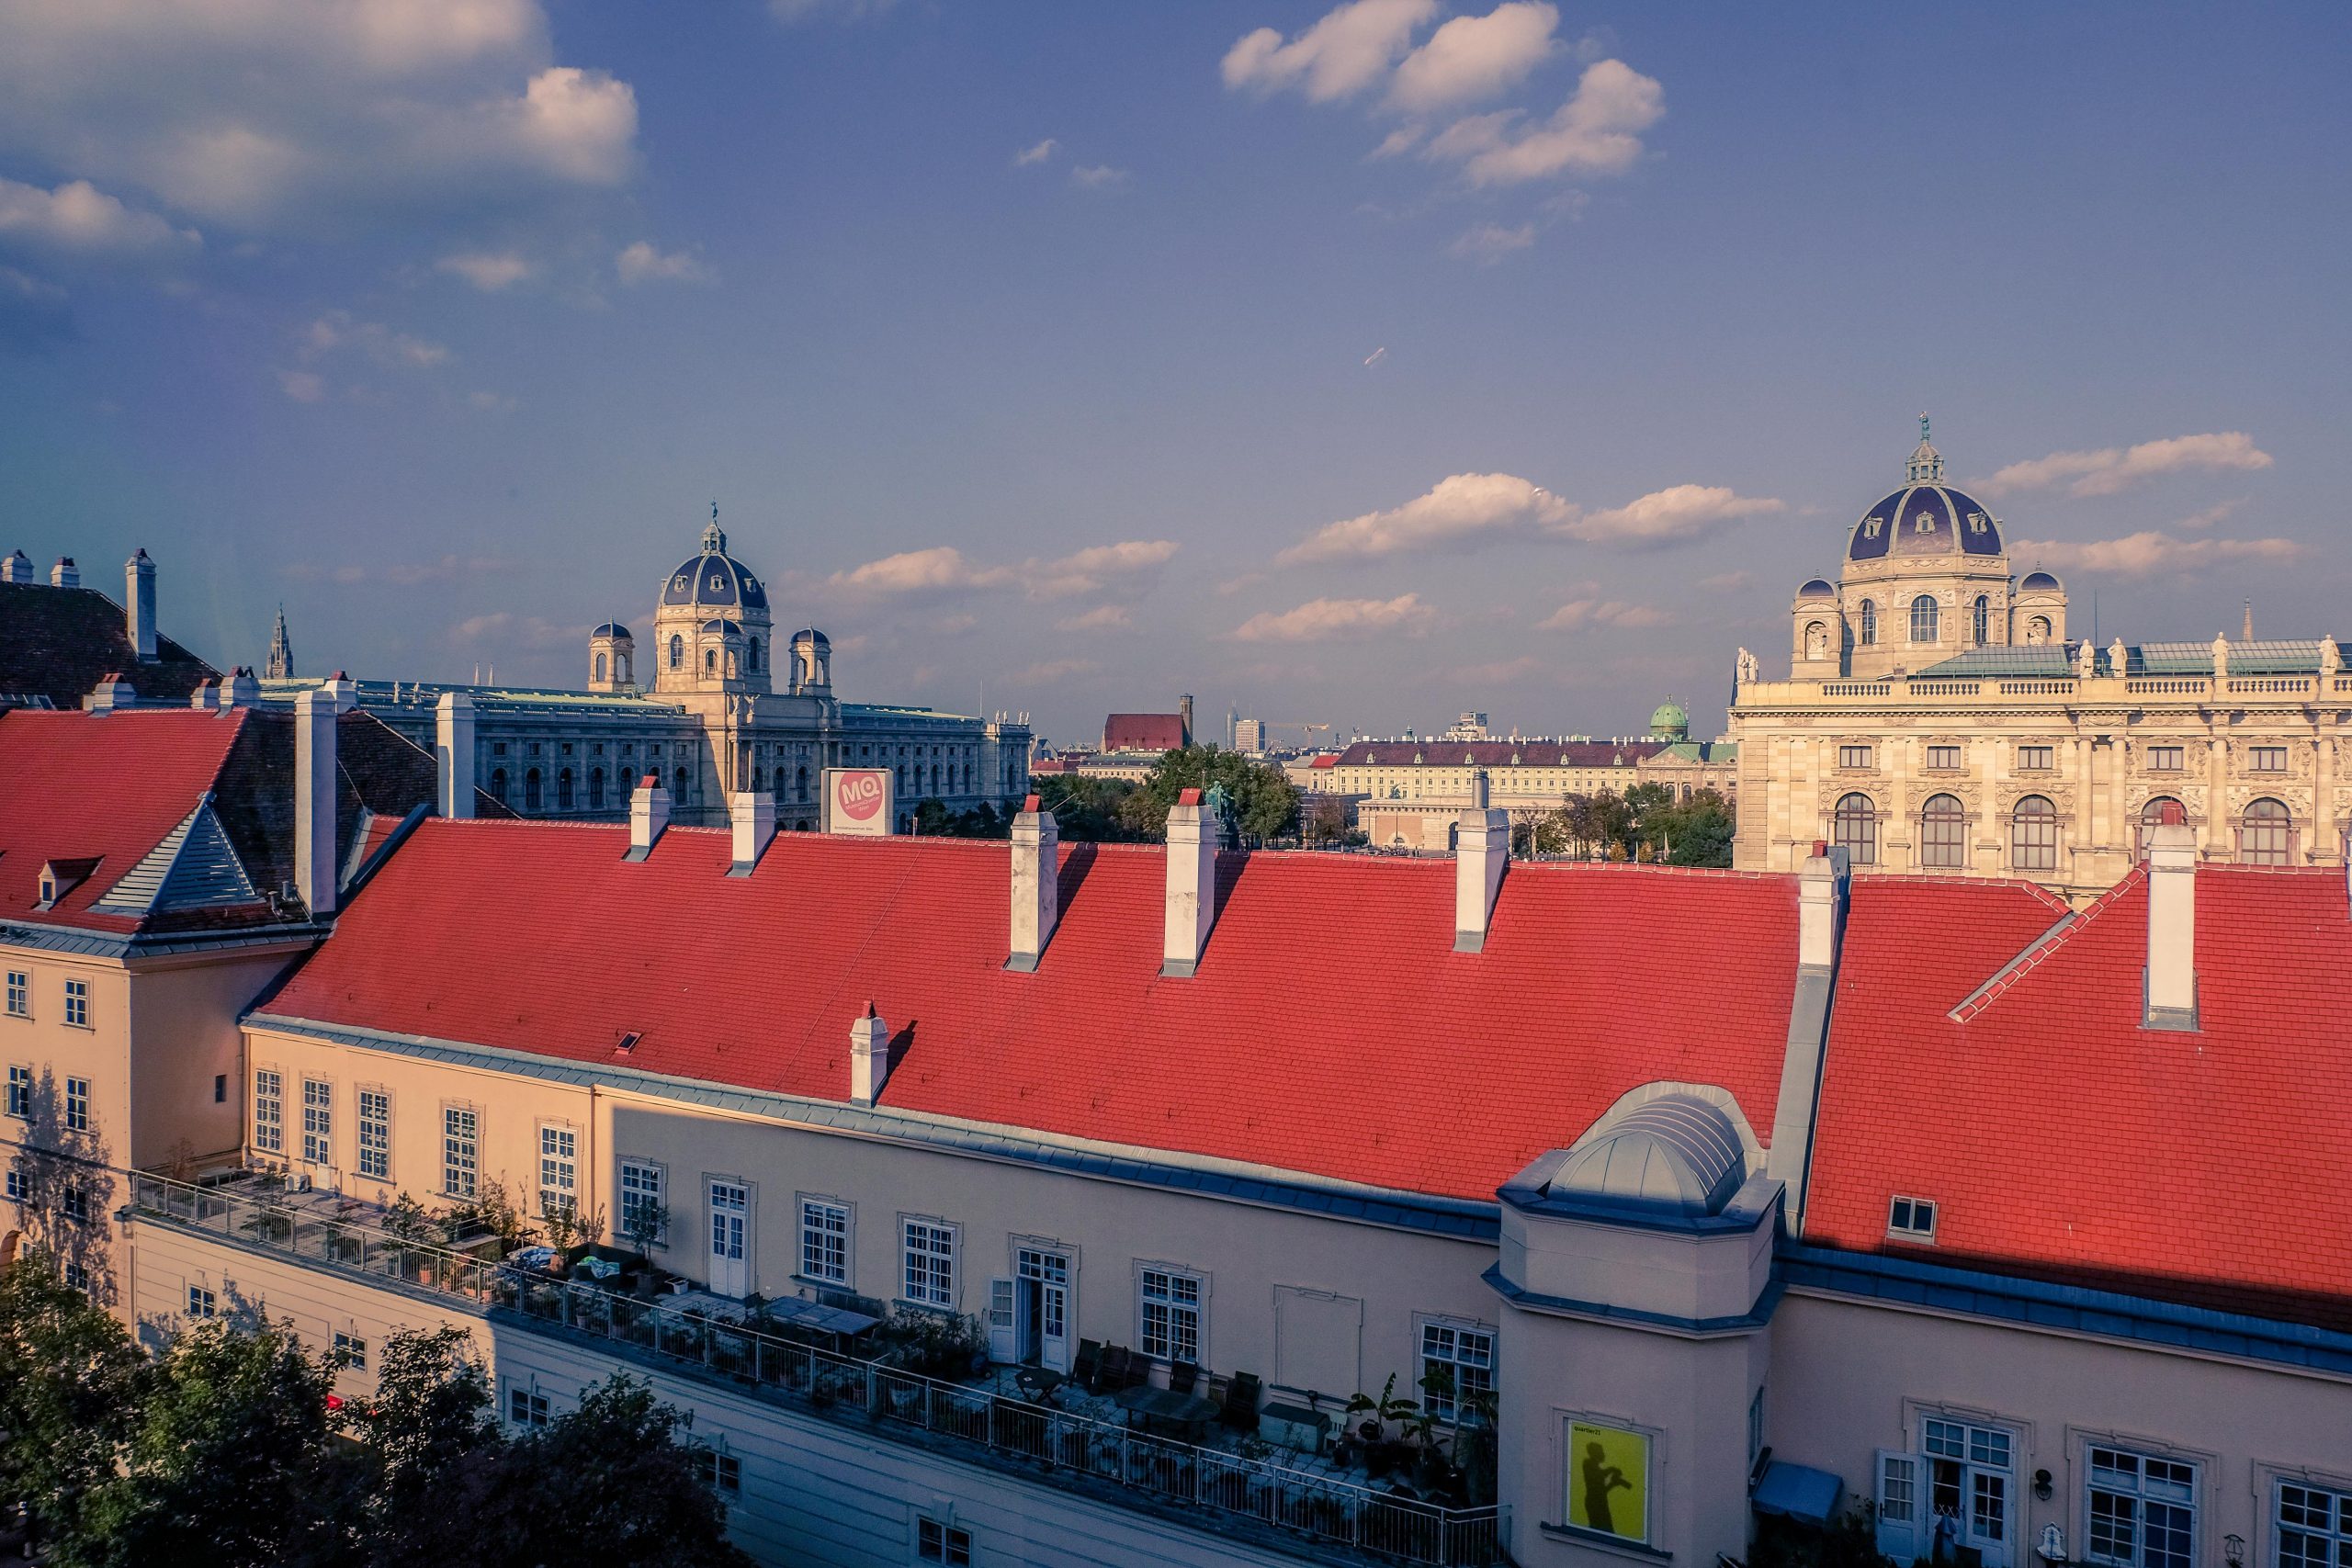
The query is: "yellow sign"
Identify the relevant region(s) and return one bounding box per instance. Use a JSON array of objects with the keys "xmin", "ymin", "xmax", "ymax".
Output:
[{"xmin": 1567, "ymin": 1421, "xmax": 1649, "ymax": 1541}]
